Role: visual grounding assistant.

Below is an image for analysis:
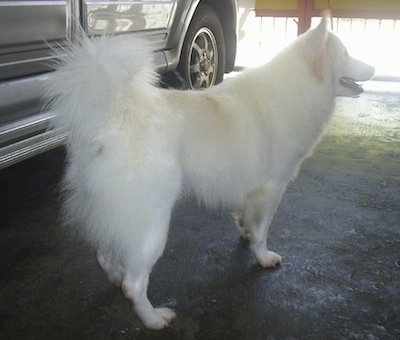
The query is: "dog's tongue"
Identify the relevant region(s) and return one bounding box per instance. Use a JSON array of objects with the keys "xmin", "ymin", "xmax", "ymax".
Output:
[{"xmin": 340, "ymin": 77, "xmax": 364, "ymax": 94}]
